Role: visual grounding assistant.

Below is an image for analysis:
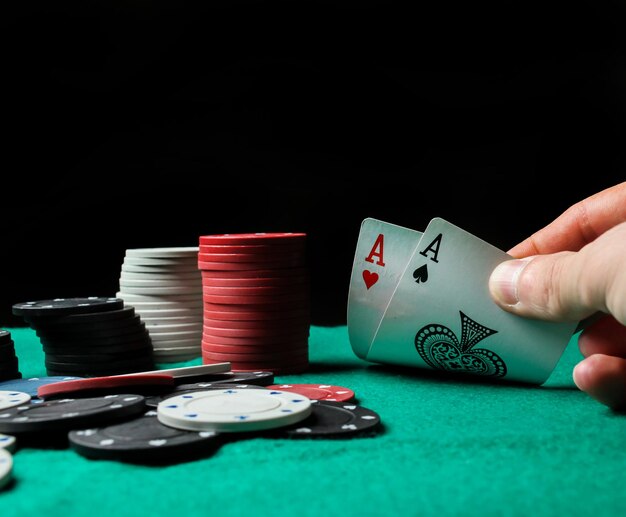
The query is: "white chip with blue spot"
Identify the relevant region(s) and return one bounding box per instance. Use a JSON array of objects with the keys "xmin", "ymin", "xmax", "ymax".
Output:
[
  {"xmin": 0, "ymin": 391, "xmax": 31, "ymax": 411},
  {"xmin": 157, "ymin": 388, "xmax": 312, "ymax": 432},
  {"xmin": 0, "ymin": 448, "xmax": 13, "ymax": 490},
  {"xmin": 0, "ymin": 433, "xmax": 16, "ymax": 453}
]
